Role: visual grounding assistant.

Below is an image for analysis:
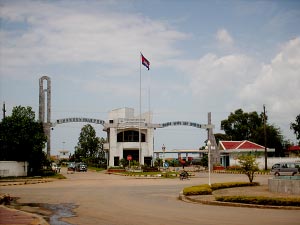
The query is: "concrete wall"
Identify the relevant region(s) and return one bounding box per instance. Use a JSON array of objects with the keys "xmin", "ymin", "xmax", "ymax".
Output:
[
  {"xmin": 0, "ymin": 161, "xmax": 28, "ymax": 177},
  {"xmin": 230, "ymin": 157, "xmax": 300, "ymax": 170},
  {"xmin": 268, "ymin": 177, "xmax": 300, "ymax": 195}
]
